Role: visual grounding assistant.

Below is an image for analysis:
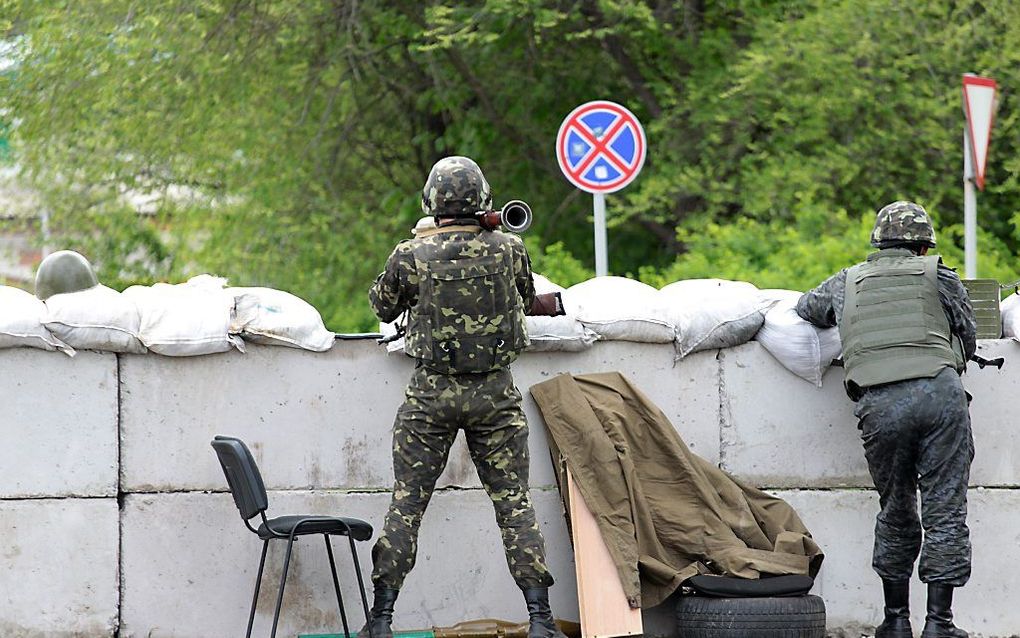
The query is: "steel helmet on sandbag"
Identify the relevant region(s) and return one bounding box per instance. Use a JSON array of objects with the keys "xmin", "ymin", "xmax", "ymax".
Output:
[
  {"xmin": 421, "ymin": 156, "xmax": 492, "ymax": 218},
  {"xmin": 34, "ymin": 250, "xmax": 100, "ymax": 300},
  {"xmin": 870, "ymin": 200, "xmax": 936, "ymax": 249}
]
